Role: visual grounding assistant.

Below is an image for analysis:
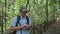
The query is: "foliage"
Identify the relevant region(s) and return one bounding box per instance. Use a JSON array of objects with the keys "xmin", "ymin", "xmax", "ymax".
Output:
[{"xmin": 0, "ymin": 0, "xmax": 60, "ymax": 32}]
